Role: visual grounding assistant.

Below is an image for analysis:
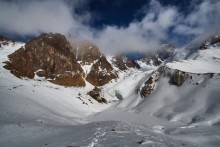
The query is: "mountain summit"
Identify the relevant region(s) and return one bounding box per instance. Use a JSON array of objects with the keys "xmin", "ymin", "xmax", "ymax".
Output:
[{"xmin": 3, "ymin": 33, "xmax": 121, "ymax": 87}]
